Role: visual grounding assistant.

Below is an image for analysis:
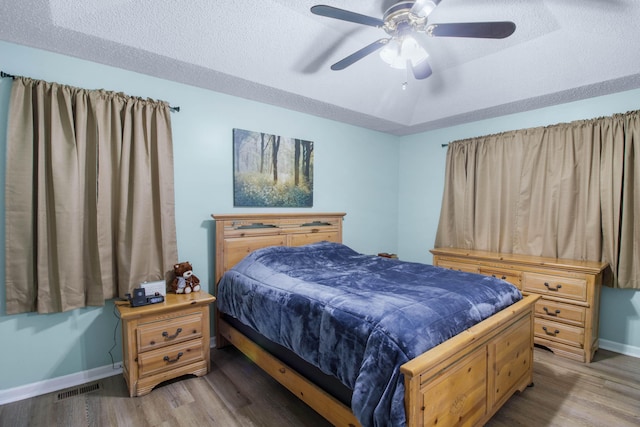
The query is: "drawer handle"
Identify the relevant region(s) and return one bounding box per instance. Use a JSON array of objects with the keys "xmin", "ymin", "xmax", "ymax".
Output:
[
  {"xmin": 491, "ymin": 275, "xmax": 507, "ymax": 280},
  {"xmin": 542, "ymin": 326, "xmax": 560, "ymax": 336},
  {"xmin": 543, "ymin": 307, "xmax": 561, "ymax": 316},
  {"xmin": 163, "ymin": 352, "xmax": 184, "ymax": 363},
  {"xmin": 543, "ymin": 282, "xmax": 562, "ymax": 291},
  {"xmin": 162, "ymin": 328, "xmax": 183, "ymax": 340}
]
